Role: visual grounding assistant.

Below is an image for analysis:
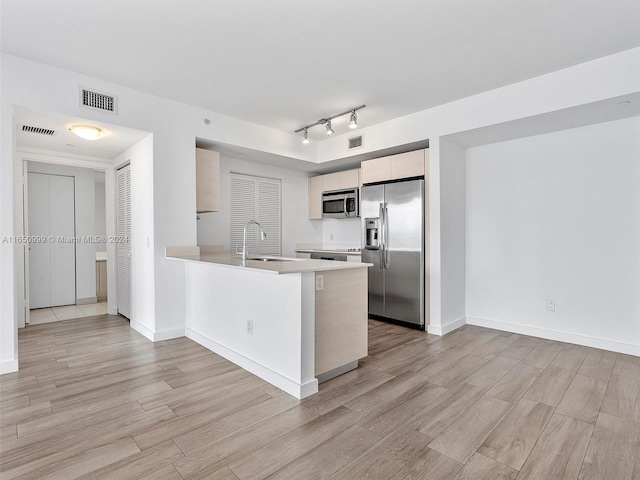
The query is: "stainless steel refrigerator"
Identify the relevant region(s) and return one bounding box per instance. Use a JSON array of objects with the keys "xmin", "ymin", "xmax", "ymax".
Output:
[{"xmin": 362, "ymin": 179, "xmax": 424, "ymax": 329}]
